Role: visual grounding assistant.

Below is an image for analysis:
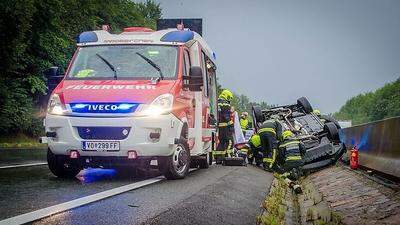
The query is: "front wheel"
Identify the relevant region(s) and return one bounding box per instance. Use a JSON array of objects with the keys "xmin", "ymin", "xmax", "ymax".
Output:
[
  {"xmin": 160, "ymin": 140, "xmax": 190, "ymax": 179},
  {"xmin": 47, "ymin": 149, "xmax": 81, "ymax": 178}
]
